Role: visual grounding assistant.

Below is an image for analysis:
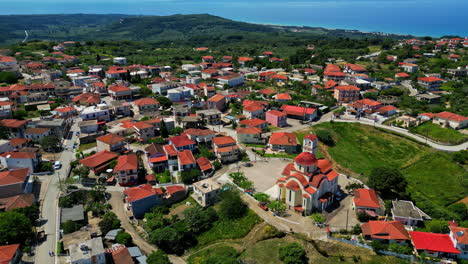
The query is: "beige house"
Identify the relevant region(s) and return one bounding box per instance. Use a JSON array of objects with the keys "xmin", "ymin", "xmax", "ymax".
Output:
[
  {"xmin": 192, "ymin": 178, "xmax": 222, "ymax": 207},
  {"xmin": 96, "ymin": 133, "xmax": 126, "ymax": 152},
  {"xmin": 236, "ymin": 127, "xmax": 264, "ymax": 144}
]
